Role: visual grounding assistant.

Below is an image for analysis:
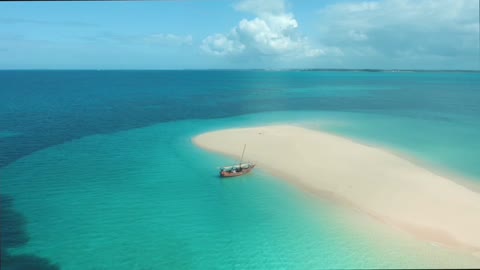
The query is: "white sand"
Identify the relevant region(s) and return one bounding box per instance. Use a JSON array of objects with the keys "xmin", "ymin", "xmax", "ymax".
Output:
[{"xmin": 193, "ymin": 125, "xmax": 480, "ymax": 254}]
